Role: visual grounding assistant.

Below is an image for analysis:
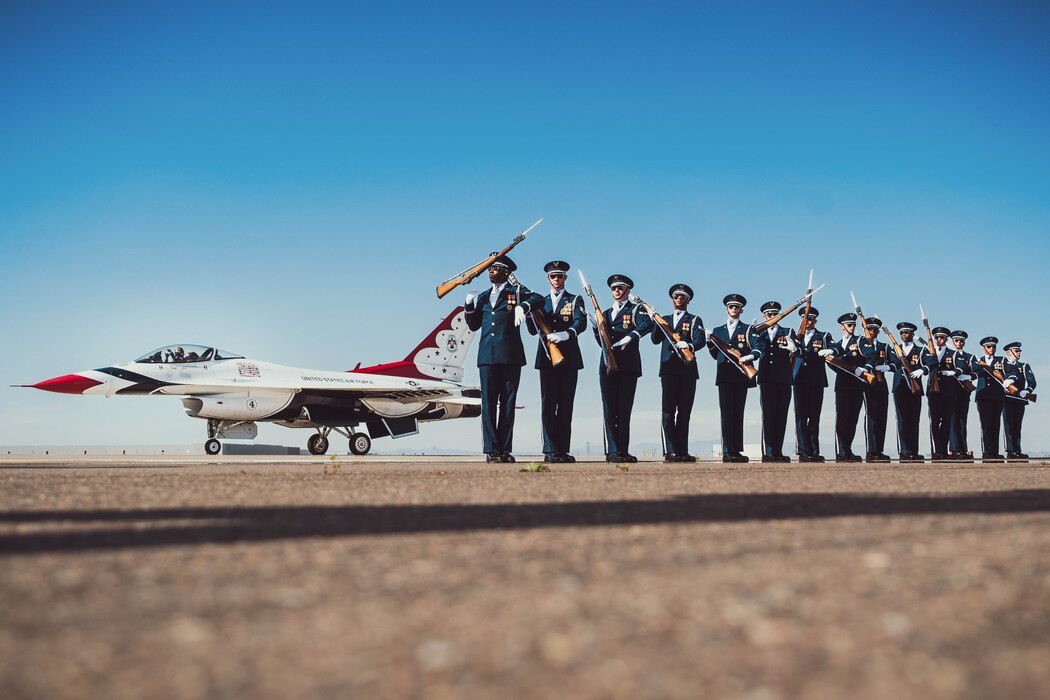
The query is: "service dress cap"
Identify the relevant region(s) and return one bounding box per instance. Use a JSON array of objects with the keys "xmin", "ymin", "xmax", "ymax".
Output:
[
  {"xmin": 489, "ymin": 253, "xmax": 517, "ymax": 271},
  {"xmin": 932, "ymin": 326, "xmax": 951, "ymax": 337},
  {"xmin": 980, "ymin": 336, "xmax": 999, "ymax": 346},
  {"xmin": 866, "ymin": 316, "xmax": 883, "ymax": 329},
  {"xmin": 897, "ymin": 321, "xmax": 918, "ymax": 332},
  {"xmin": 544, "ymin": 260, "xmax": 570, "ymax": 274},
  {"xmin": 837, "ymin": 312, "xmax": 858, "ymax": 324},
  {"xmin": 760, "ymin": 301, "xmax": 782, "ymax": 314},
  {"xmin": 951, "ymin": 330, "xmax": 968, "ymax": 340},
  {"xmin": 800, "ymin": 306, "xmax": 819, "ymax": 318},
  {"xmin": 723, "ymin": 293, "xmax": 747, "ymax": 307},
  {"xmin": 1004, "ymin": 341, "xmax": 1022, "ymax": 351},
  {"xmin": 607, "ymin": 274, "xmax": 634, "ymax": 289},
  {"xmin": 668, "ymin": 283, "xmax": 693, "ymax": 300}
]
